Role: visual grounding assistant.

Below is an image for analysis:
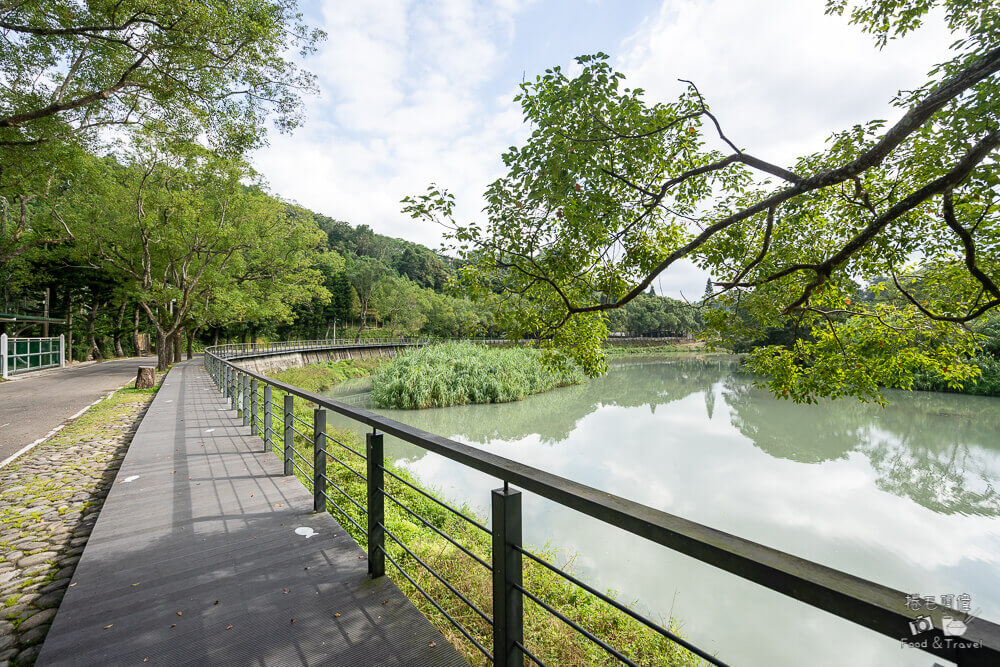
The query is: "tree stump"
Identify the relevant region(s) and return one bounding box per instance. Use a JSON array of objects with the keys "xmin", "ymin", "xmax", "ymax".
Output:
[{"xmin": 135, "ymin": 366, "xmax": 156, "ymax": 389}]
